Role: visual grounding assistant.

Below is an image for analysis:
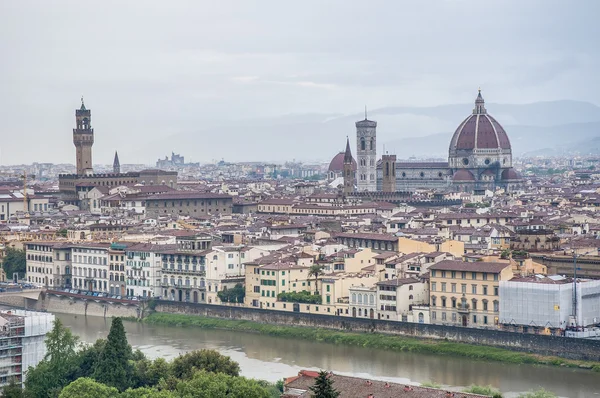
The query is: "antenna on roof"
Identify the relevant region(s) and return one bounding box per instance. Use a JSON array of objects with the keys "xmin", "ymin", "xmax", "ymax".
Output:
[{"xmin": 365, "ymin": 105, "xmax": 367, "ymax": 120}]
